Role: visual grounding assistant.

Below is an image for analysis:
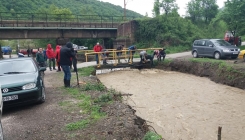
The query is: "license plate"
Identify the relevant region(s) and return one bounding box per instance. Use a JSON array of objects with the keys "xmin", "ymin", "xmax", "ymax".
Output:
[
  {"xmin": 3, "ymin": 95, "xmax": 18, "ymax": 102},
  {"xmin": 233, "ymin": 52, "xmax": 238, "ymax": 54}
]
